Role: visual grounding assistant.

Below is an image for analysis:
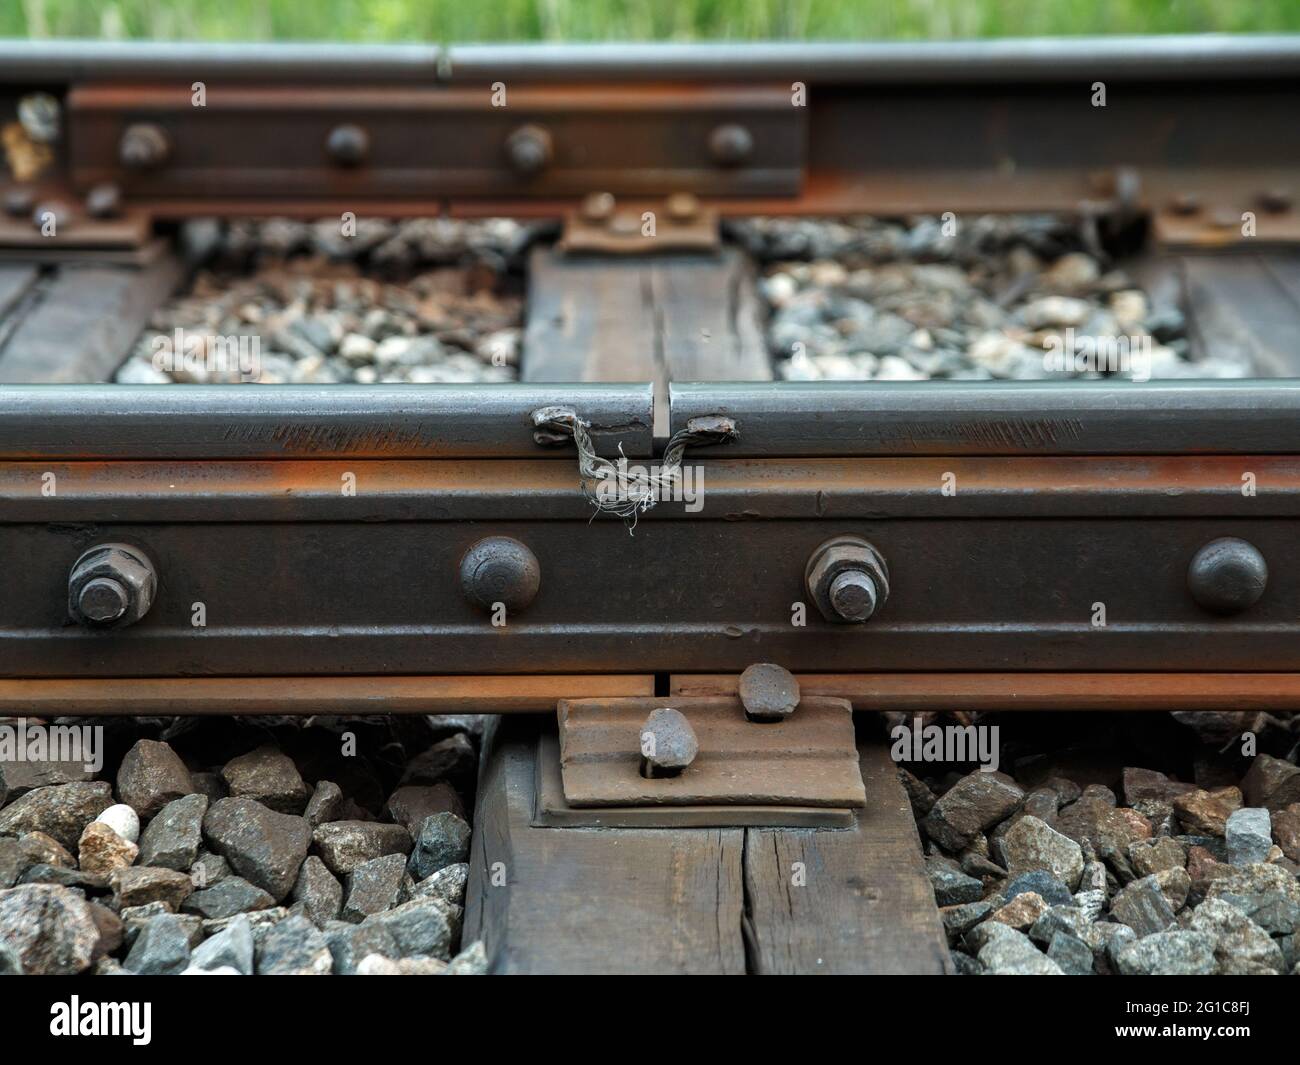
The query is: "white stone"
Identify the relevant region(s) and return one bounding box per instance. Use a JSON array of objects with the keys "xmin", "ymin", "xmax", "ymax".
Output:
[{"xmin": 94, "ymin": 803, "xmax": 140, "ymax": 844}]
